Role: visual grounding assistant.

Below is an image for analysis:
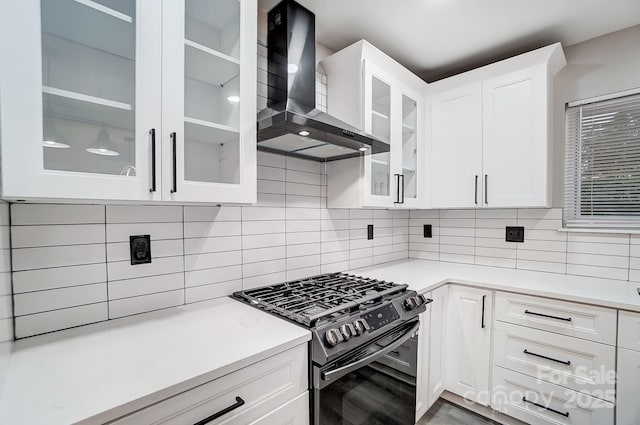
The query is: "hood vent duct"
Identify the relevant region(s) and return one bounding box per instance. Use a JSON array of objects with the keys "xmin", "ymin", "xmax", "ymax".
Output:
[{"xmin": 257, "ymin": 0, "xmax": 390, "ymax": 162}]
